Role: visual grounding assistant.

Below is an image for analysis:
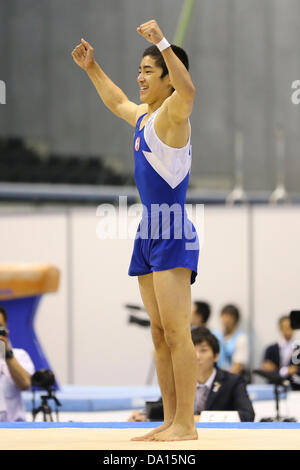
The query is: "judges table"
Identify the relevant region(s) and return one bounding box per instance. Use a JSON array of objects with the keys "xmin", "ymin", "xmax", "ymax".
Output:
[{"xmin": 0, "ymin": 264, "xmax": 60, "ymax": 378}]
